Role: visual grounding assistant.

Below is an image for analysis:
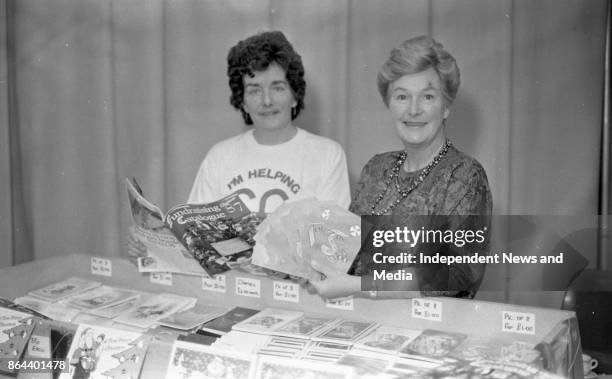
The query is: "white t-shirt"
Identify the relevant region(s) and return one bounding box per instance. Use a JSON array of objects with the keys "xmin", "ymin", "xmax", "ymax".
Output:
[{"xmin": 187, "ymin": 128, "xmax": 351, "ymax": 213}]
